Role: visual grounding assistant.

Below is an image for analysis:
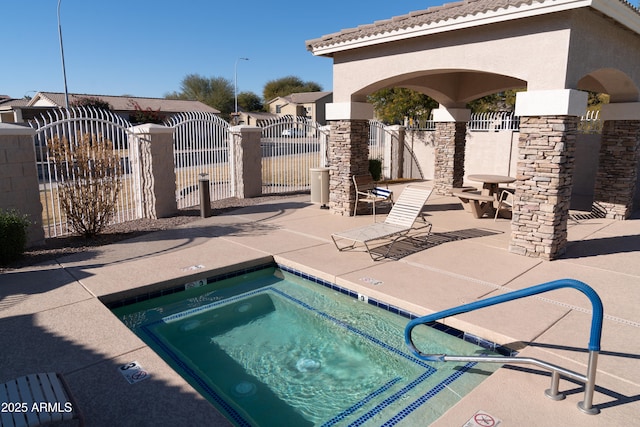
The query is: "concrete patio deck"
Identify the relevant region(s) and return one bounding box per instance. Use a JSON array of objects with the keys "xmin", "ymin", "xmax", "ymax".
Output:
[{"xmin": 1, "ymin": 181, "xmax": 638, "ymax": 426}]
